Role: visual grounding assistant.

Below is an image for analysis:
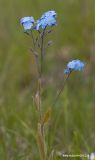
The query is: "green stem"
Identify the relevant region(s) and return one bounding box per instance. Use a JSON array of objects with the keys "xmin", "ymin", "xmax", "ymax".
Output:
[
  {"xmin": 40, "ymin": 34, "xmax": 44, "ymax": 76},
  {"xmin": 31, "ymin": 31, "xmax": 41, "ymax": 77},
  {"xmin": 40, "ymin": 28, "xmax": 46, "ymax": 77},
  {"xmin": 31, "ymin": 31, "xmax": 35, "ymax": 48},
  {"xmin": 52, "ymin": 72, "xmax": 71, "ymax": 107},
  {"xmin": 37, "ymin": 29, "xmax": 46, "ymax": 122},
  {"xmin": 38, "ymin": 29, "xmax": 46, "ymax": 121}
]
